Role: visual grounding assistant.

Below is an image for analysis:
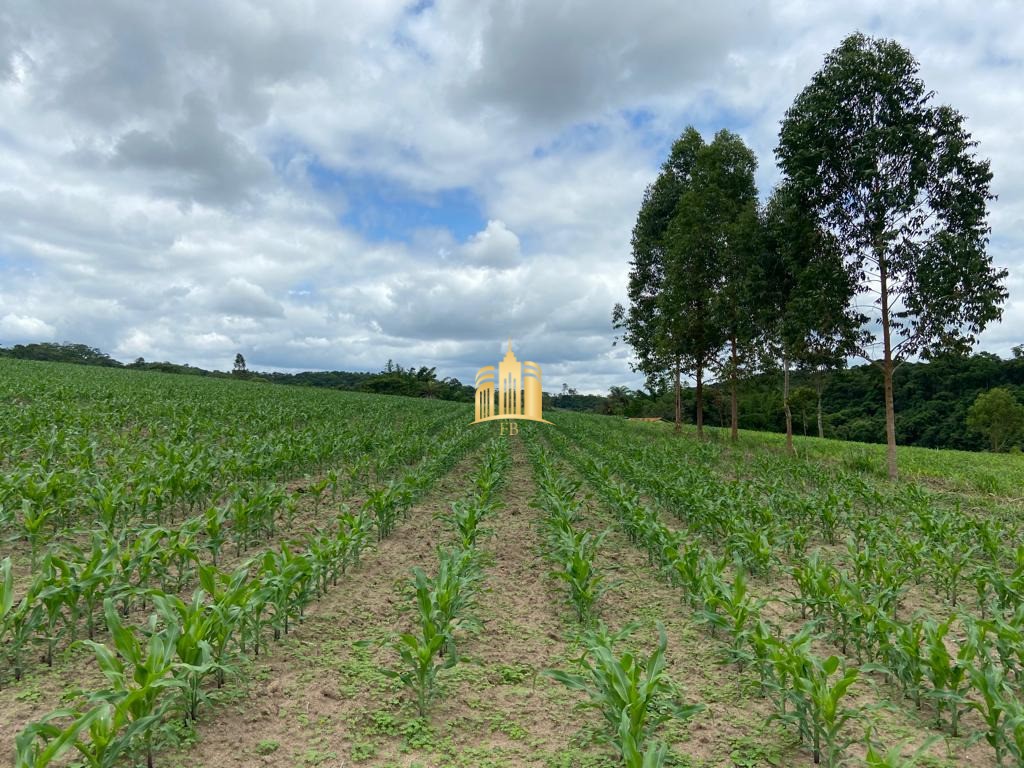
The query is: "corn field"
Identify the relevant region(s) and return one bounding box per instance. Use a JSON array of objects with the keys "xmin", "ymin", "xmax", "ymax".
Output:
[{"xmin": 1, "ymin": 357, "xmax": 1023, "ymax": 767}]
